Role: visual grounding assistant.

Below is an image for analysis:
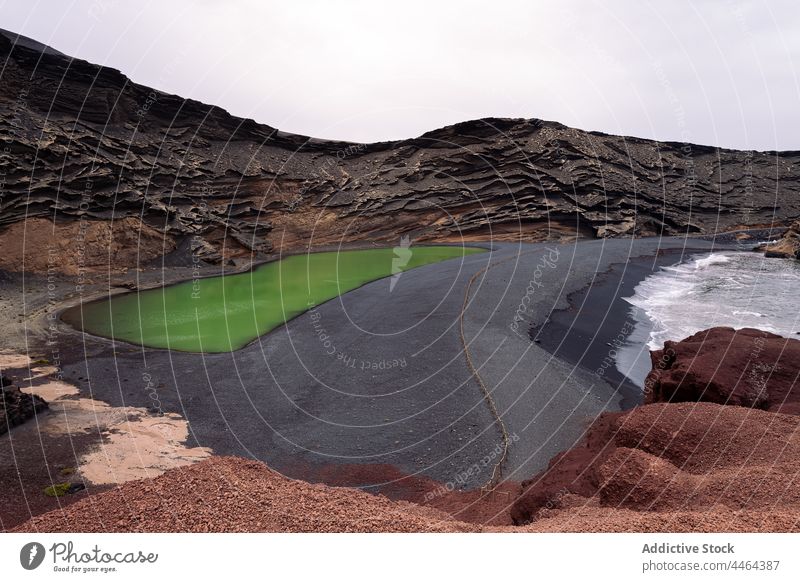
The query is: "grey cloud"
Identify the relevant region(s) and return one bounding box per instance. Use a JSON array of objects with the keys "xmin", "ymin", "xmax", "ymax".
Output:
[{"xmin": 1, "ymin": 0, "xmax": 797, "ymax": 149}]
